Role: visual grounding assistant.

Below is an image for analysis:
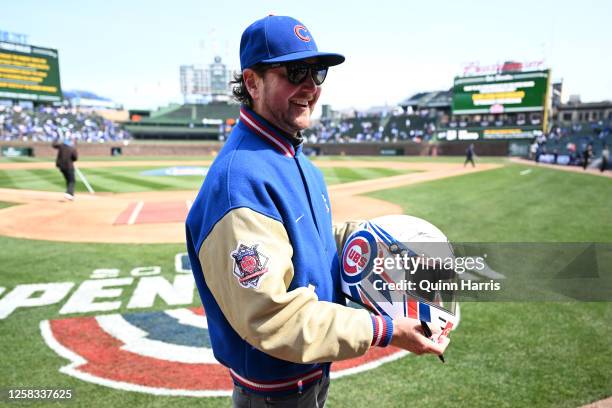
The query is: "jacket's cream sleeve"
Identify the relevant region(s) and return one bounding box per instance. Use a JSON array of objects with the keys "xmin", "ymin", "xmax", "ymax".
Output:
[
  {"xmin": 332, "ymin": 220, "xmax": 363, "ymax": 255},
  {"xmin": 198, "ymin": 207, "xmax": 373, "ymax": 364}
]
